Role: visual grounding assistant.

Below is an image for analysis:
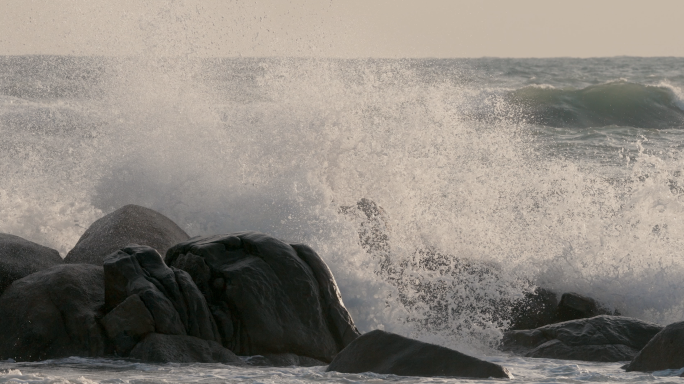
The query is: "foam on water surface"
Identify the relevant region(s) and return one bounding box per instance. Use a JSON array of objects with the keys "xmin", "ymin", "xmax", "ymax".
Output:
[{"xmin": 2, "ymin": 356, "xmax": 684, "ymax": 384}]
